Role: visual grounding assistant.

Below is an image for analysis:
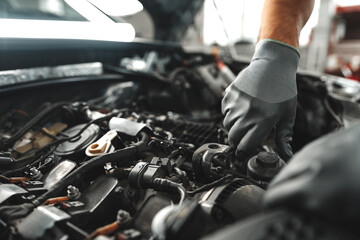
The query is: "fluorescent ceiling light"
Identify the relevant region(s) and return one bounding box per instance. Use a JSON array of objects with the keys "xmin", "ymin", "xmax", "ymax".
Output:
[
  {"xmin": 0, "ymin": 19, "xmax": 135, "ymax": 42},
  {"xmin": 335, "ymin": 0, "xmax": 359, "ymax": 6},
  {"xmin": 65, "ymin": 0, "xmax": 114, "ymax": 23},
  {"xmin": 89, "ymin": 0, "xmax": 144, "ymax": 17}
]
